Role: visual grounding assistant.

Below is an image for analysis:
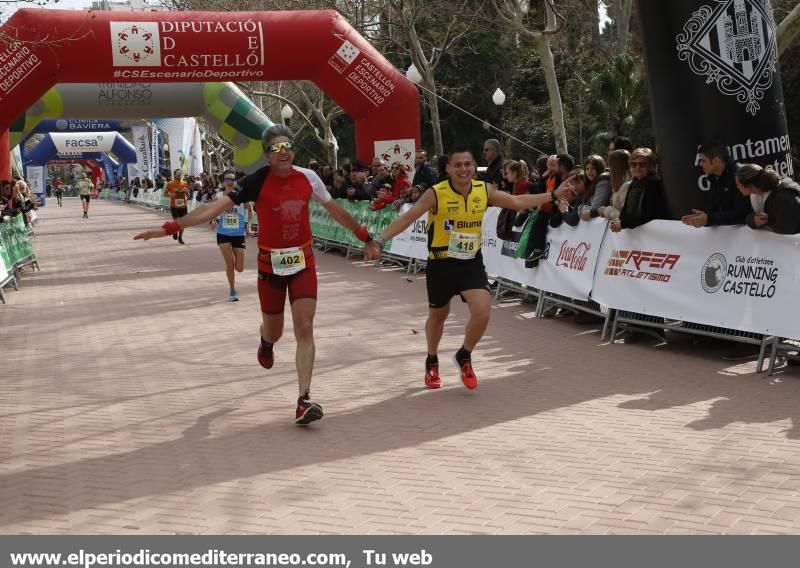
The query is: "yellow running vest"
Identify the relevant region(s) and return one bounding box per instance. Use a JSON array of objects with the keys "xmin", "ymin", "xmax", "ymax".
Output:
[{"xmin": 427, "ymin": 180, "xmax": 489, "ymax": 260}]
